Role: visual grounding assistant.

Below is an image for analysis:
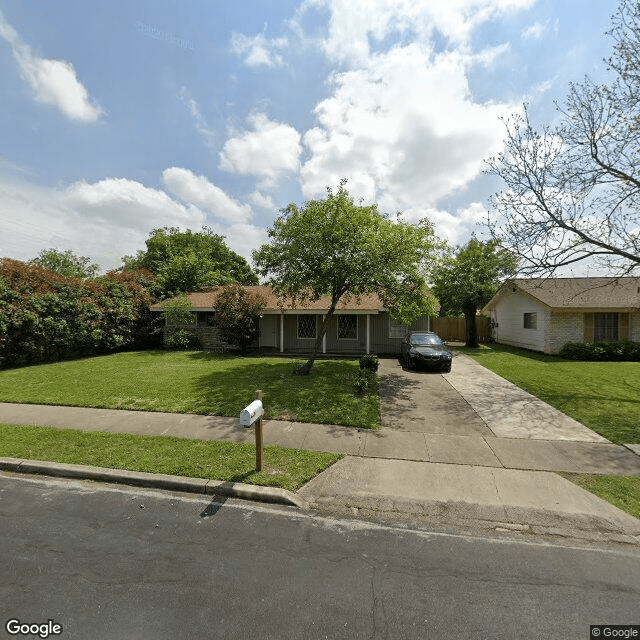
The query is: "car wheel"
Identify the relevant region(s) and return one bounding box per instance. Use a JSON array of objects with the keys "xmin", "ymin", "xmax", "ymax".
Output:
[{"xmin": 442, "ymin": 366, "xmax": 451, "ymax": 373}]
